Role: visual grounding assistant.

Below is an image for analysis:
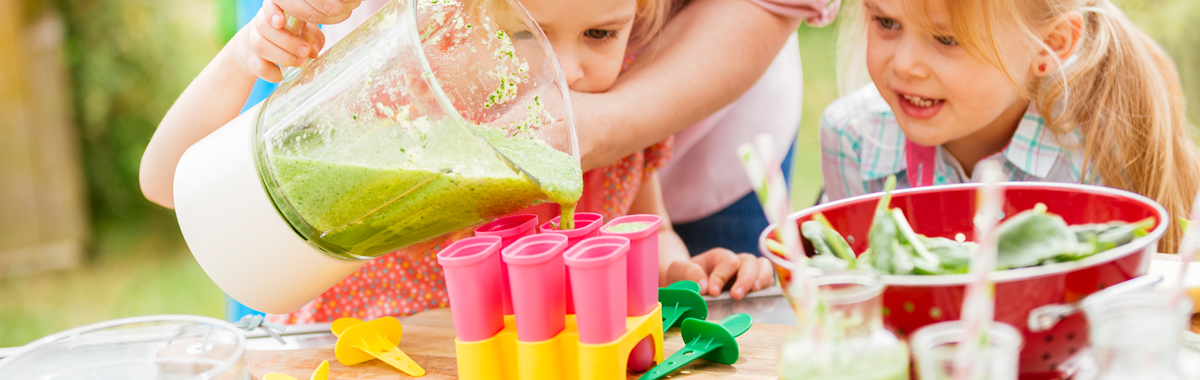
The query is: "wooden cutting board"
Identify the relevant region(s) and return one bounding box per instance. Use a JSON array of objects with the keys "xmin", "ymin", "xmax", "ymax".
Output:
[{"xmin": 246, "ymin": 308, "xmax": 796, "ymax": 379}]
